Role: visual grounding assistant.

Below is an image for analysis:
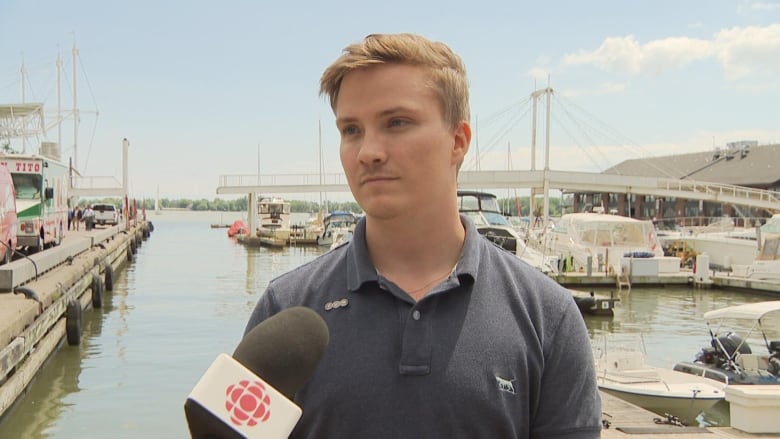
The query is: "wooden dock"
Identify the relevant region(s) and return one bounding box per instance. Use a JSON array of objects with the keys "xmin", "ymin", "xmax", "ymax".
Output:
[
  {"xmin": 600, "ymin": 391, "xmax": 773, "ymax": 438},
  {"xmin": 0, "ymin": 221, "xmax": 152, "ymax": 418}
]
